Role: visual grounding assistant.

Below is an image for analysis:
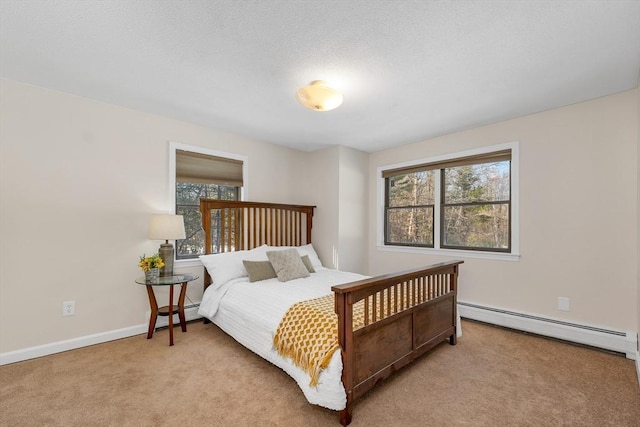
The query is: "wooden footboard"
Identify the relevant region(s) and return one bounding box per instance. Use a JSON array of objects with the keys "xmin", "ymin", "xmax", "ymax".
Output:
[{"xmin": 332, "ymin": 260, "xmax": 463, "ymax": 426}]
